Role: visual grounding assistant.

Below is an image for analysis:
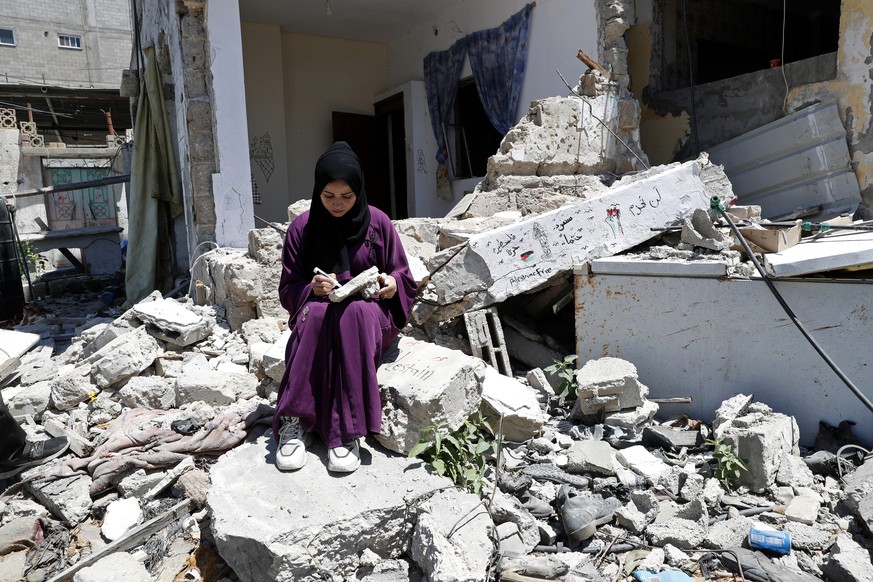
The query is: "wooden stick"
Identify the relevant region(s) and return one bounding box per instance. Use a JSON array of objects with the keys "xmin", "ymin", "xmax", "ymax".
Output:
[{"xmin": 576, "ymin": 49, "xmax": 610, "ymax": 79}]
